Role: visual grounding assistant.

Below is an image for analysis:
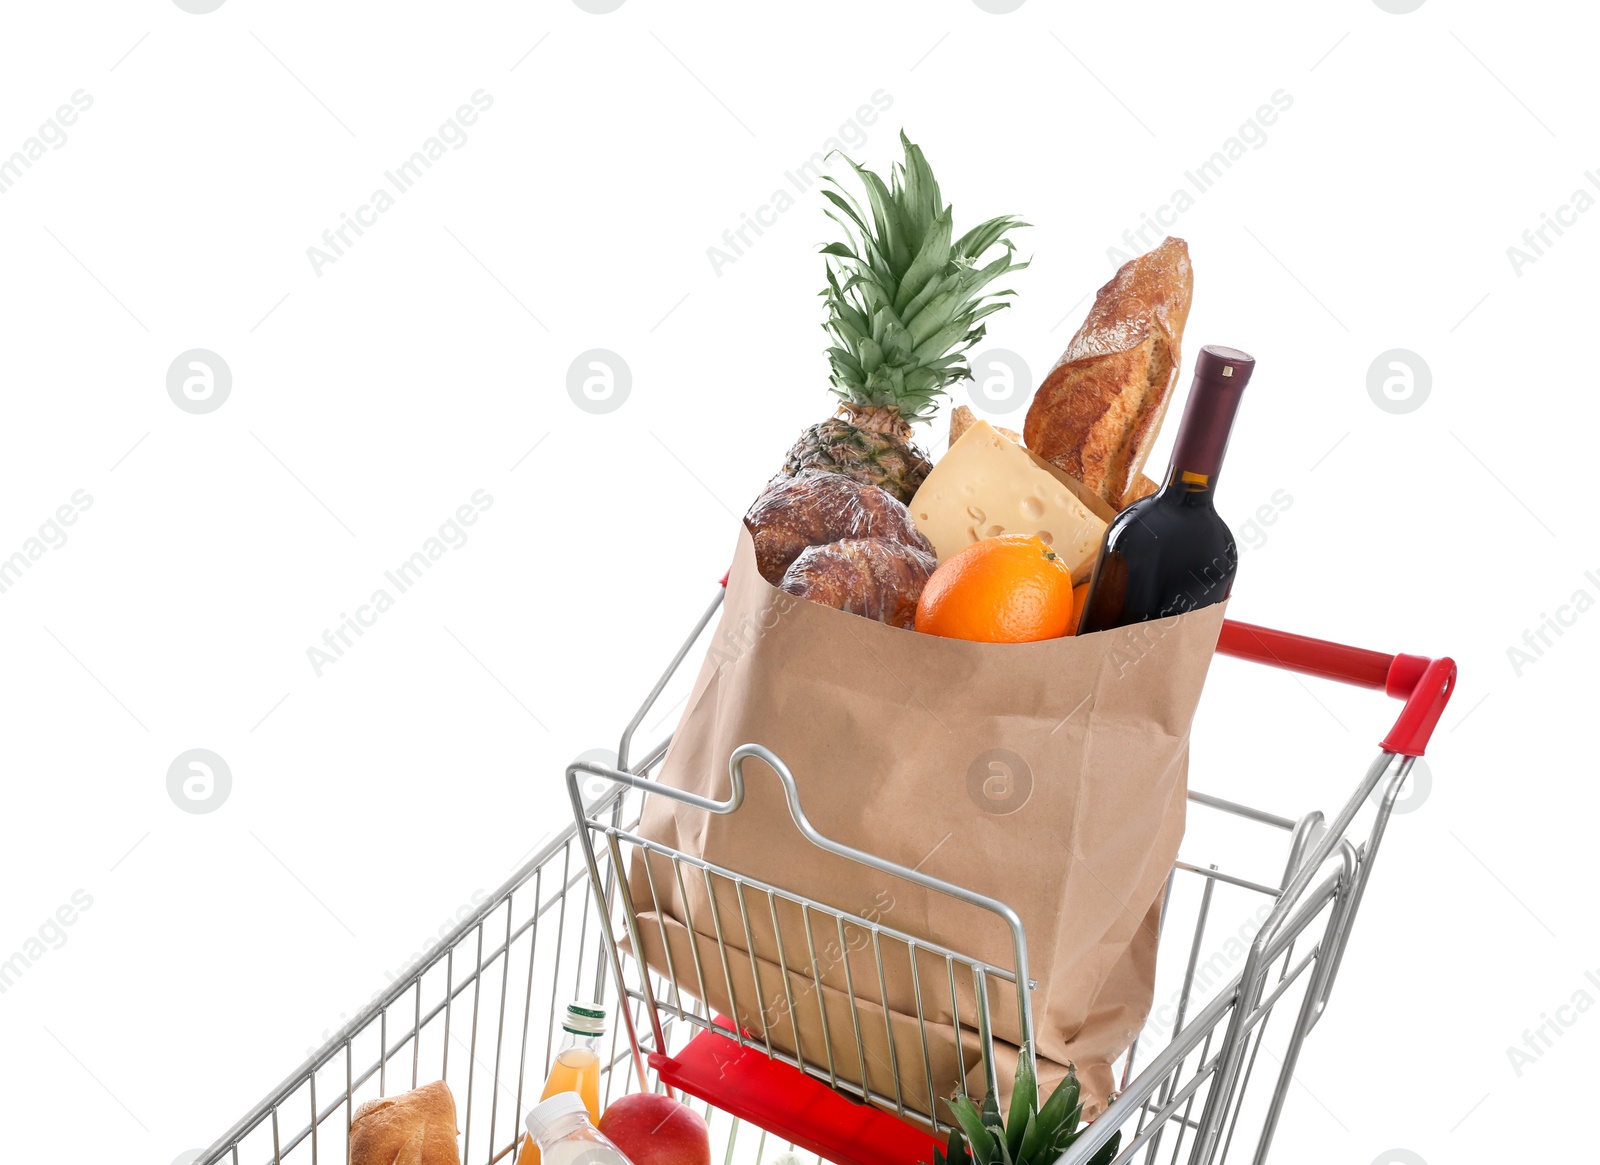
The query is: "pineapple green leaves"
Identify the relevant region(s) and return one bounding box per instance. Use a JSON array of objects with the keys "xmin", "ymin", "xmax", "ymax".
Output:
[
  {"xmin": 930, "ymin": 1050, "xmax": 1120, "ymax": 1165},
  {"xmin": 819, "ymin": 131, "xmax": 1027, "ymax": 423},
  {"xmin": 780, "ymin": 132, "xmax": 1024, "ymax": 501}
]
